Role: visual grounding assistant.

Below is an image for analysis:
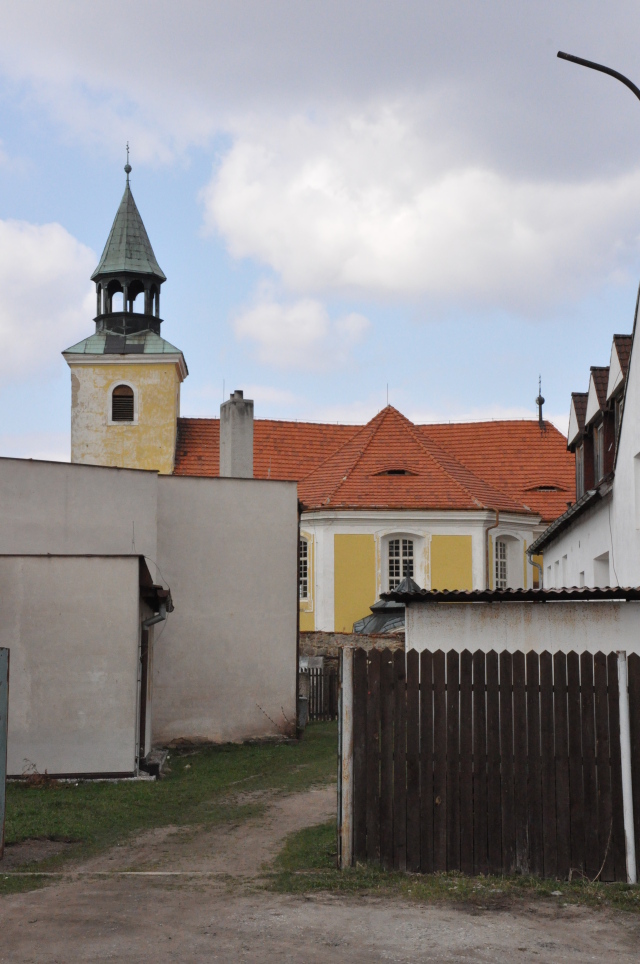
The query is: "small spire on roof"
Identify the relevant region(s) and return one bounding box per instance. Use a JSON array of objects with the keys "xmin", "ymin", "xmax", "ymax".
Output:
[
  {"xmin": 535, "ymin": 375, "xmax": 546, "ymax": 432},
  {"xmin": 124, "ymin": 142, "xmax": 131, "ymax": 183}
]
